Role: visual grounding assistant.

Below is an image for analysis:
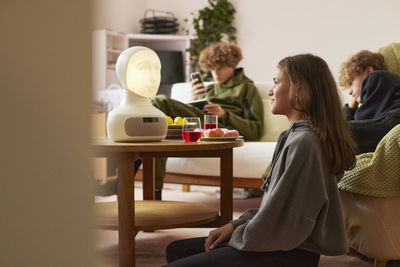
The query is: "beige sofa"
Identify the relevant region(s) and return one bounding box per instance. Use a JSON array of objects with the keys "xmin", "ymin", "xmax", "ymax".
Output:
[{"xmin": 136, "ymin": 82, "xmax": 290, "ymax": 189}]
